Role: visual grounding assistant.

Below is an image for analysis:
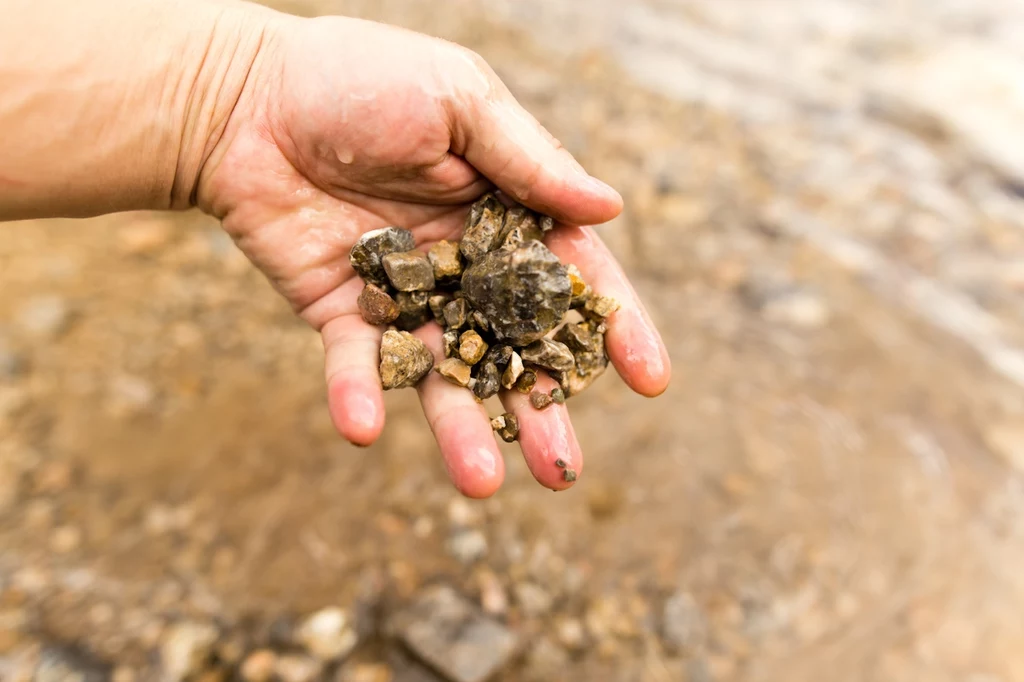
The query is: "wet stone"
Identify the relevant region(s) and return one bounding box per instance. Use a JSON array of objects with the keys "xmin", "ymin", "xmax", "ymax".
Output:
[
  {"xmin": 442, "ymin": 330, "xmax": 461, "ymax": 359},
  {"xmin": 429, "ymin": 293, "xmax": 453, "ymax": 323},
  {"xmin": 563, "ymin": 469, "xmax": 578, "ymax": 483},
  {"xmin": 516, "ymin": 370, "xmax": 538, "ymax": 394},
  {"xmin": 555, "ymin": 363, "xmax": 608, "ymax": 397},
  {"xmin": 436, "ymin": 358, "xmax": 473, "ymax": 388},
  {"xmin": 490, "ymin": 413, "xmax": 520, "ymax": 443},
  {"xmin": 521, "ymin": 339, "xmax": 575, "ymax": 372},
  {"xmin": 501, "ymin": 352, "xmax": 524, "ymax": 390},
  {"xmin": 498, "ymin": 206, "xmax": 543, "ymax": 249},
  {"xmin": 380, "ymin": 330, "xmax": 434, "ymax": 390},
  {"xmin": 530, "ymin": 391, "xmax": 554, "ymax": 410},
  {"xmin": 459, "ymin": 331, "xmax": 489, "ymax": 366},
  {"xmin": 460, "ymin": 194, "xmax": 507, "ymax": 263},
  {"xmin": 383, "ymin": 251, "xmax": 436, "ymax": 292},
  {"xmin": 551, "ymin": 388, "xmax": 566, "ymax": 404},
  {"xmin": 473, "ymin": 362, "xmax": 501, "ymax": 401},
  {"xmin": 482, "ymin": 344, "xmax": 513, "ymax": 369},
  {"xmin": 428, "ymin": 240, "xmax": 464, "ymax": 286},
  {"xmin": 394, "ymin": 292, "xmax": 432, "ymax": 331},
  {"xmin": 350, "ymin": 227, "xmax": 416, "ymax": 285},
  {"xmin": 443, "ymin": 299, "xmax": 470, "ymax": 330},
  {"xmin": 469, "ymin": 310, "xmax": 490, "ymax": 332},
  {"xmin": 358, "ymin": 284, "xmax": 400, "ymax": 326},
  {"xmin": 566, "ymin": 264, "xmax": 592, "ymax": 307},
  {"xmin": 539, "ymin": 215, "xmax": 555, "ymax": 233},
  {"xmin": 584, "ymin": 295, "xmax": 620, "ymax": 319},
  {"xmin": 390, "ymin": 585, "xmax": 518, "ymax": 682},
  {"xmin": 461, "ymin": 240, "xmax": 571, "ymax": 346}
]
